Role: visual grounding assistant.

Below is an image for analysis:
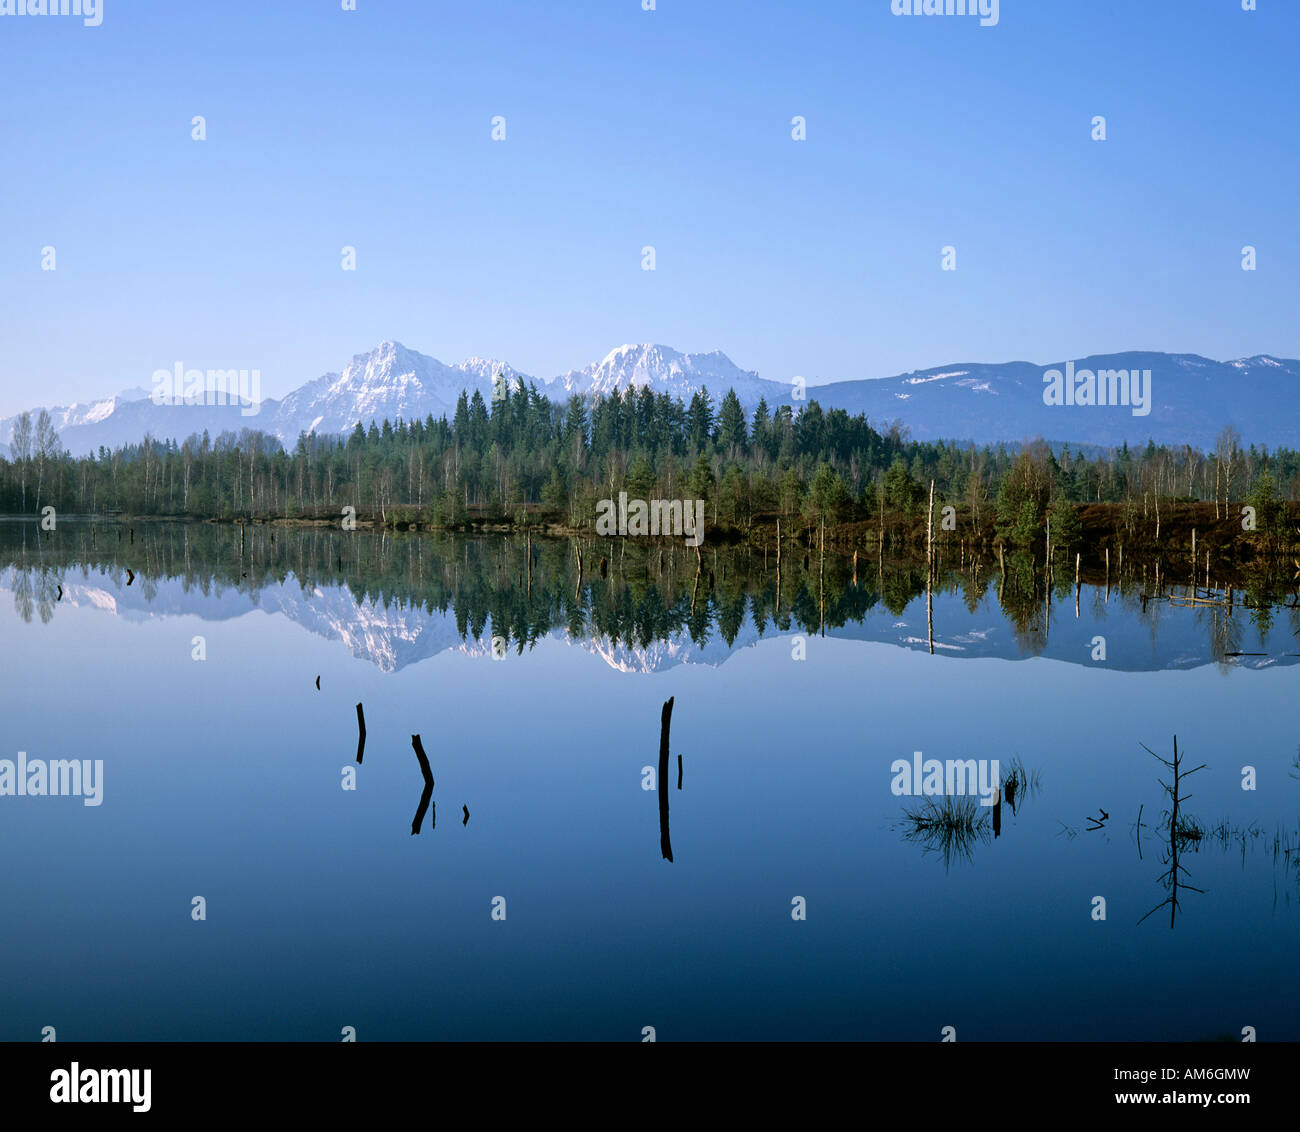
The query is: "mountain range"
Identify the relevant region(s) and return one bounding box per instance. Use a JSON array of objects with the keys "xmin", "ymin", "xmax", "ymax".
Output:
[{"xmin": 4, "ymin": 341, "xmax": 1297, "ymax": 457}]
